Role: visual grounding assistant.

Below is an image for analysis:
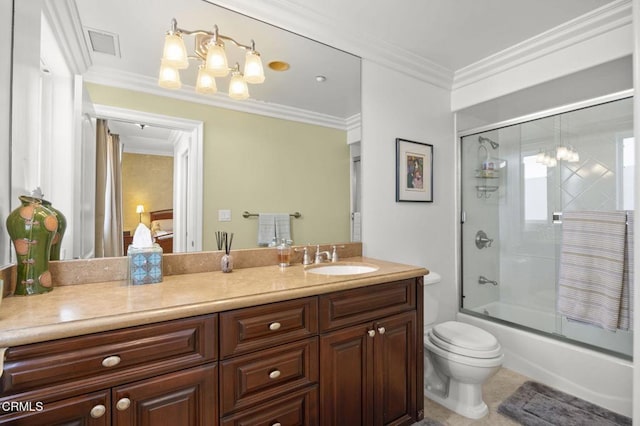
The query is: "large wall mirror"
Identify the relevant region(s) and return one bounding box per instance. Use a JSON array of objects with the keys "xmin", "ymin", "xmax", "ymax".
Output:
[{"xmin": 9, "ymin": 0, "xmax": 361, "ymax": 262}]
